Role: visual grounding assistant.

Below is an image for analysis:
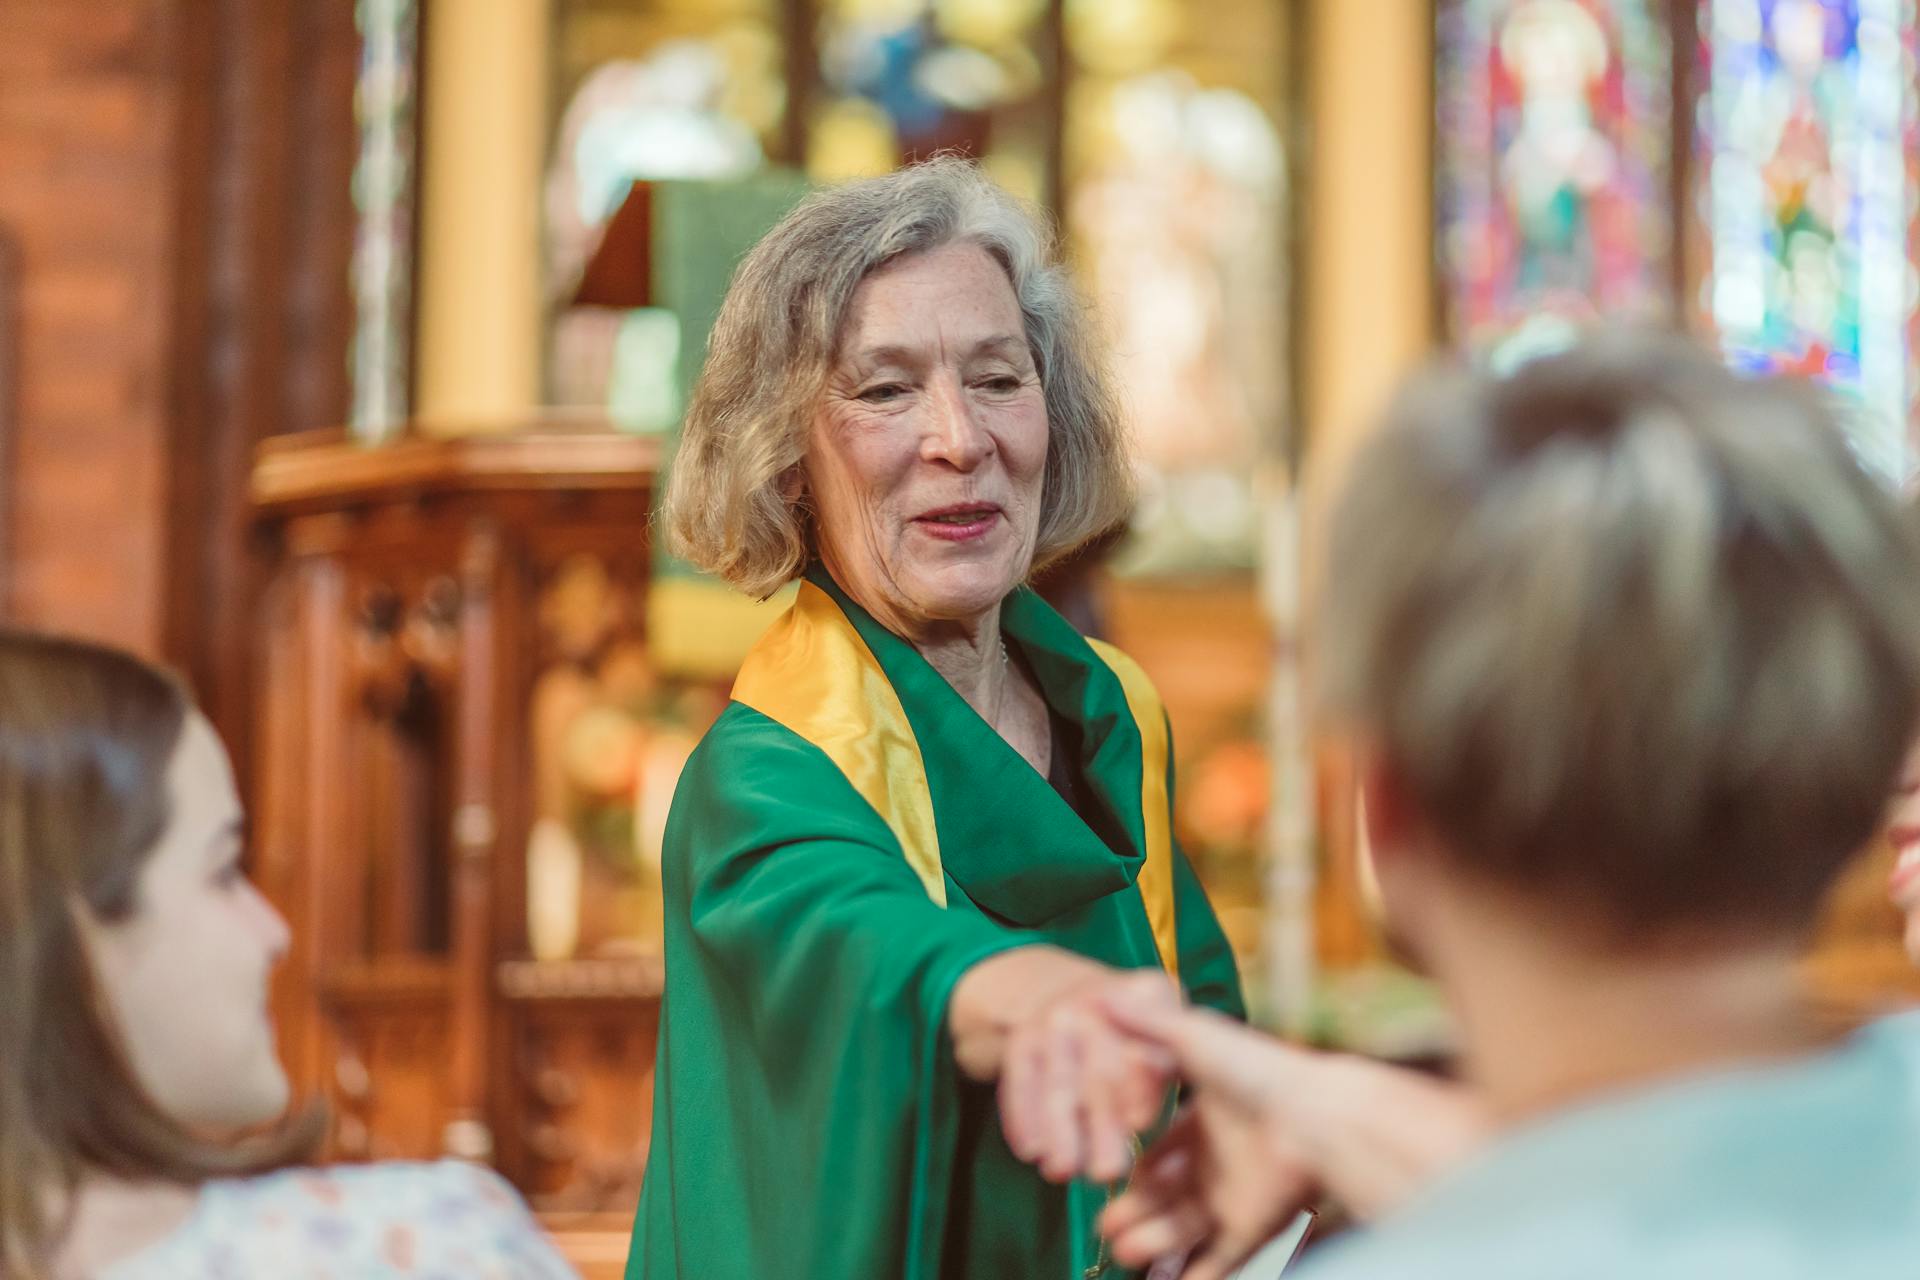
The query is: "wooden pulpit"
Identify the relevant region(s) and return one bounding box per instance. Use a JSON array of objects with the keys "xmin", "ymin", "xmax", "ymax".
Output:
[{"xmin": 248, "ymin": 426, "xmax": 672, "ymax": 1243}]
